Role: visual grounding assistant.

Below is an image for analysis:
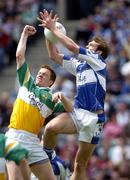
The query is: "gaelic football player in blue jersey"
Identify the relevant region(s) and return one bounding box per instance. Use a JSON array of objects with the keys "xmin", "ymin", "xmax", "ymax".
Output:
[{"xmin": 38, "ymin": 10, "xmax": 110, "ymax": 180}]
